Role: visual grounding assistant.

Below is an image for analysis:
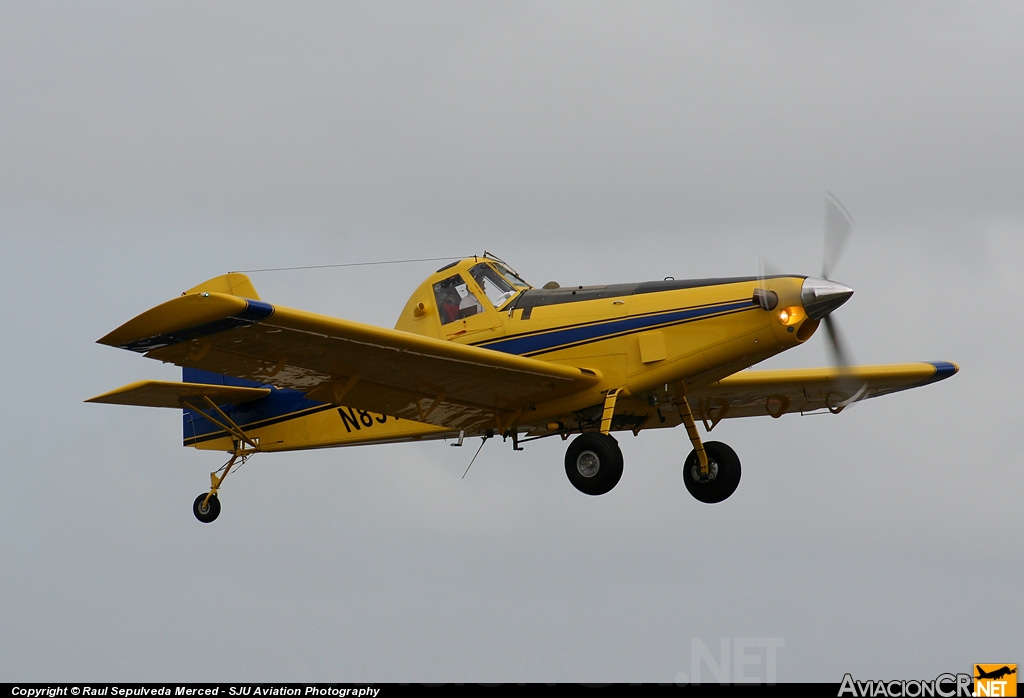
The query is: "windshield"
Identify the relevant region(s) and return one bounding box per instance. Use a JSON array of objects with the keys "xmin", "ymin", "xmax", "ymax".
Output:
[
  {"xmin": 469, "ymin": 263, "xmax": 521, "ymax": 308},
  {"xmin": 491, "ymin": 262, "xmax": 531, "ymax": 289}
]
